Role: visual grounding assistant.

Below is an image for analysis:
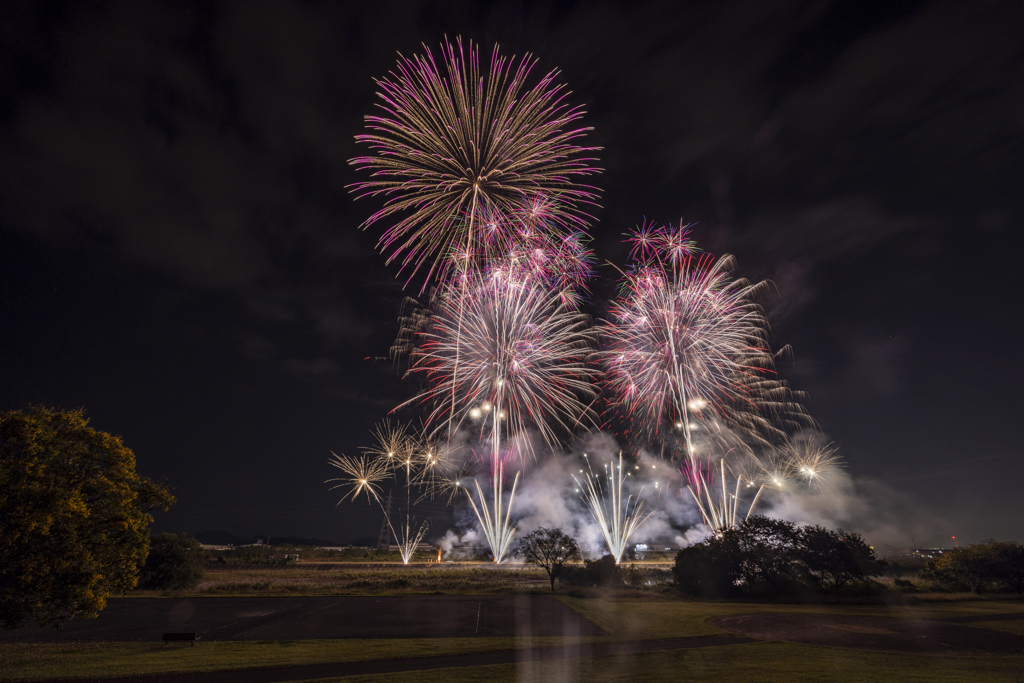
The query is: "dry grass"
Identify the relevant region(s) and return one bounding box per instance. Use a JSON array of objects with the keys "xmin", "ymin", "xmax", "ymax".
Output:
[{"xmin": 132, "ymin": 566, "xmax": 552, "ymax": 597}]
